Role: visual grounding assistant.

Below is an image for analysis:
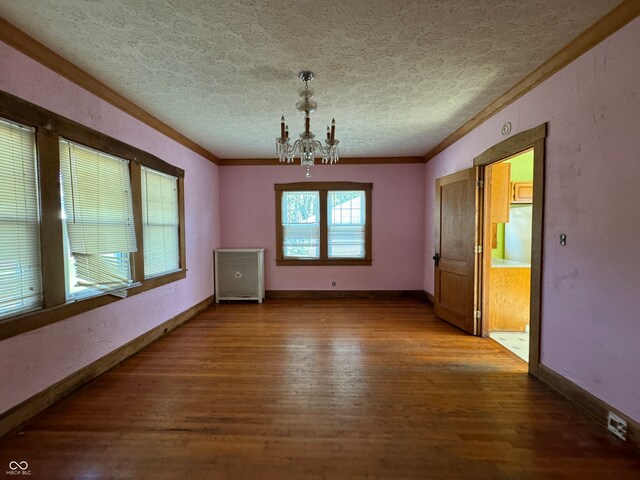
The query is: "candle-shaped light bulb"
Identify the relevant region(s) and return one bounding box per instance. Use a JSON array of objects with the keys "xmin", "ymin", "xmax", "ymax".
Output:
[
  {"xmin": 326, "ymin": 126, "xmax": 330, "ymax": 140},
  {"xmin": 330, "ymin": 118, "xmax": 336, "ymax": 140},
  {"xmin": 280, "ymin": 116, "xmax": 285, "ymax": 139},
  {"xmin": 285, "ymin": 125, "xmax": 289, "ymax": 139}
]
